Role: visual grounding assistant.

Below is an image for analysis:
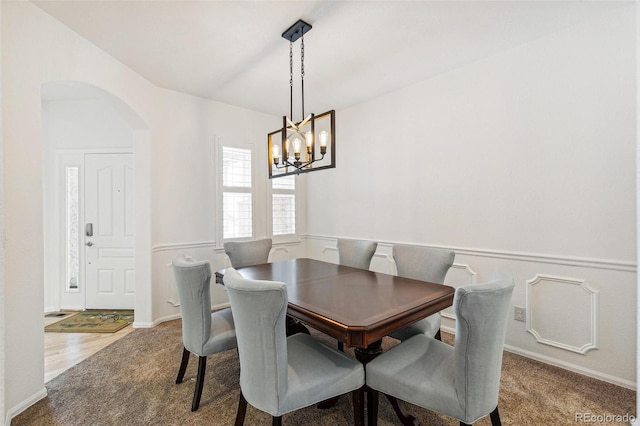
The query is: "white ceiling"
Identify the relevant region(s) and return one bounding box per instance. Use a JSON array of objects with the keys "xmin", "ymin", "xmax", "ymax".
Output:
[{"xmin": 33, "ymin": 0, "xmax": 628, "ymax": 117}]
